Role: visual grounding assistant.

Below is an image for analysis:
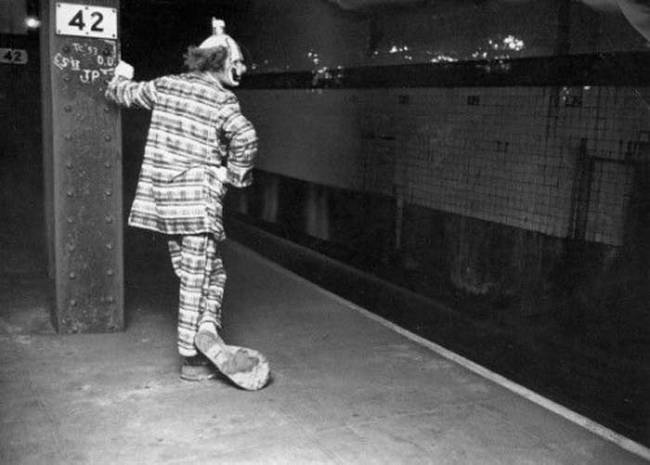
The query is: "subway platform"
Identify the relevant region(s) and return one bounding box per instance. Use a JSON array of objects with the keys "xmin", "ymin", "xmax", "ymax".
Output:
[{"xmin": 0, "ymin": 240, "xmax": 648, "ymax": 465}]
